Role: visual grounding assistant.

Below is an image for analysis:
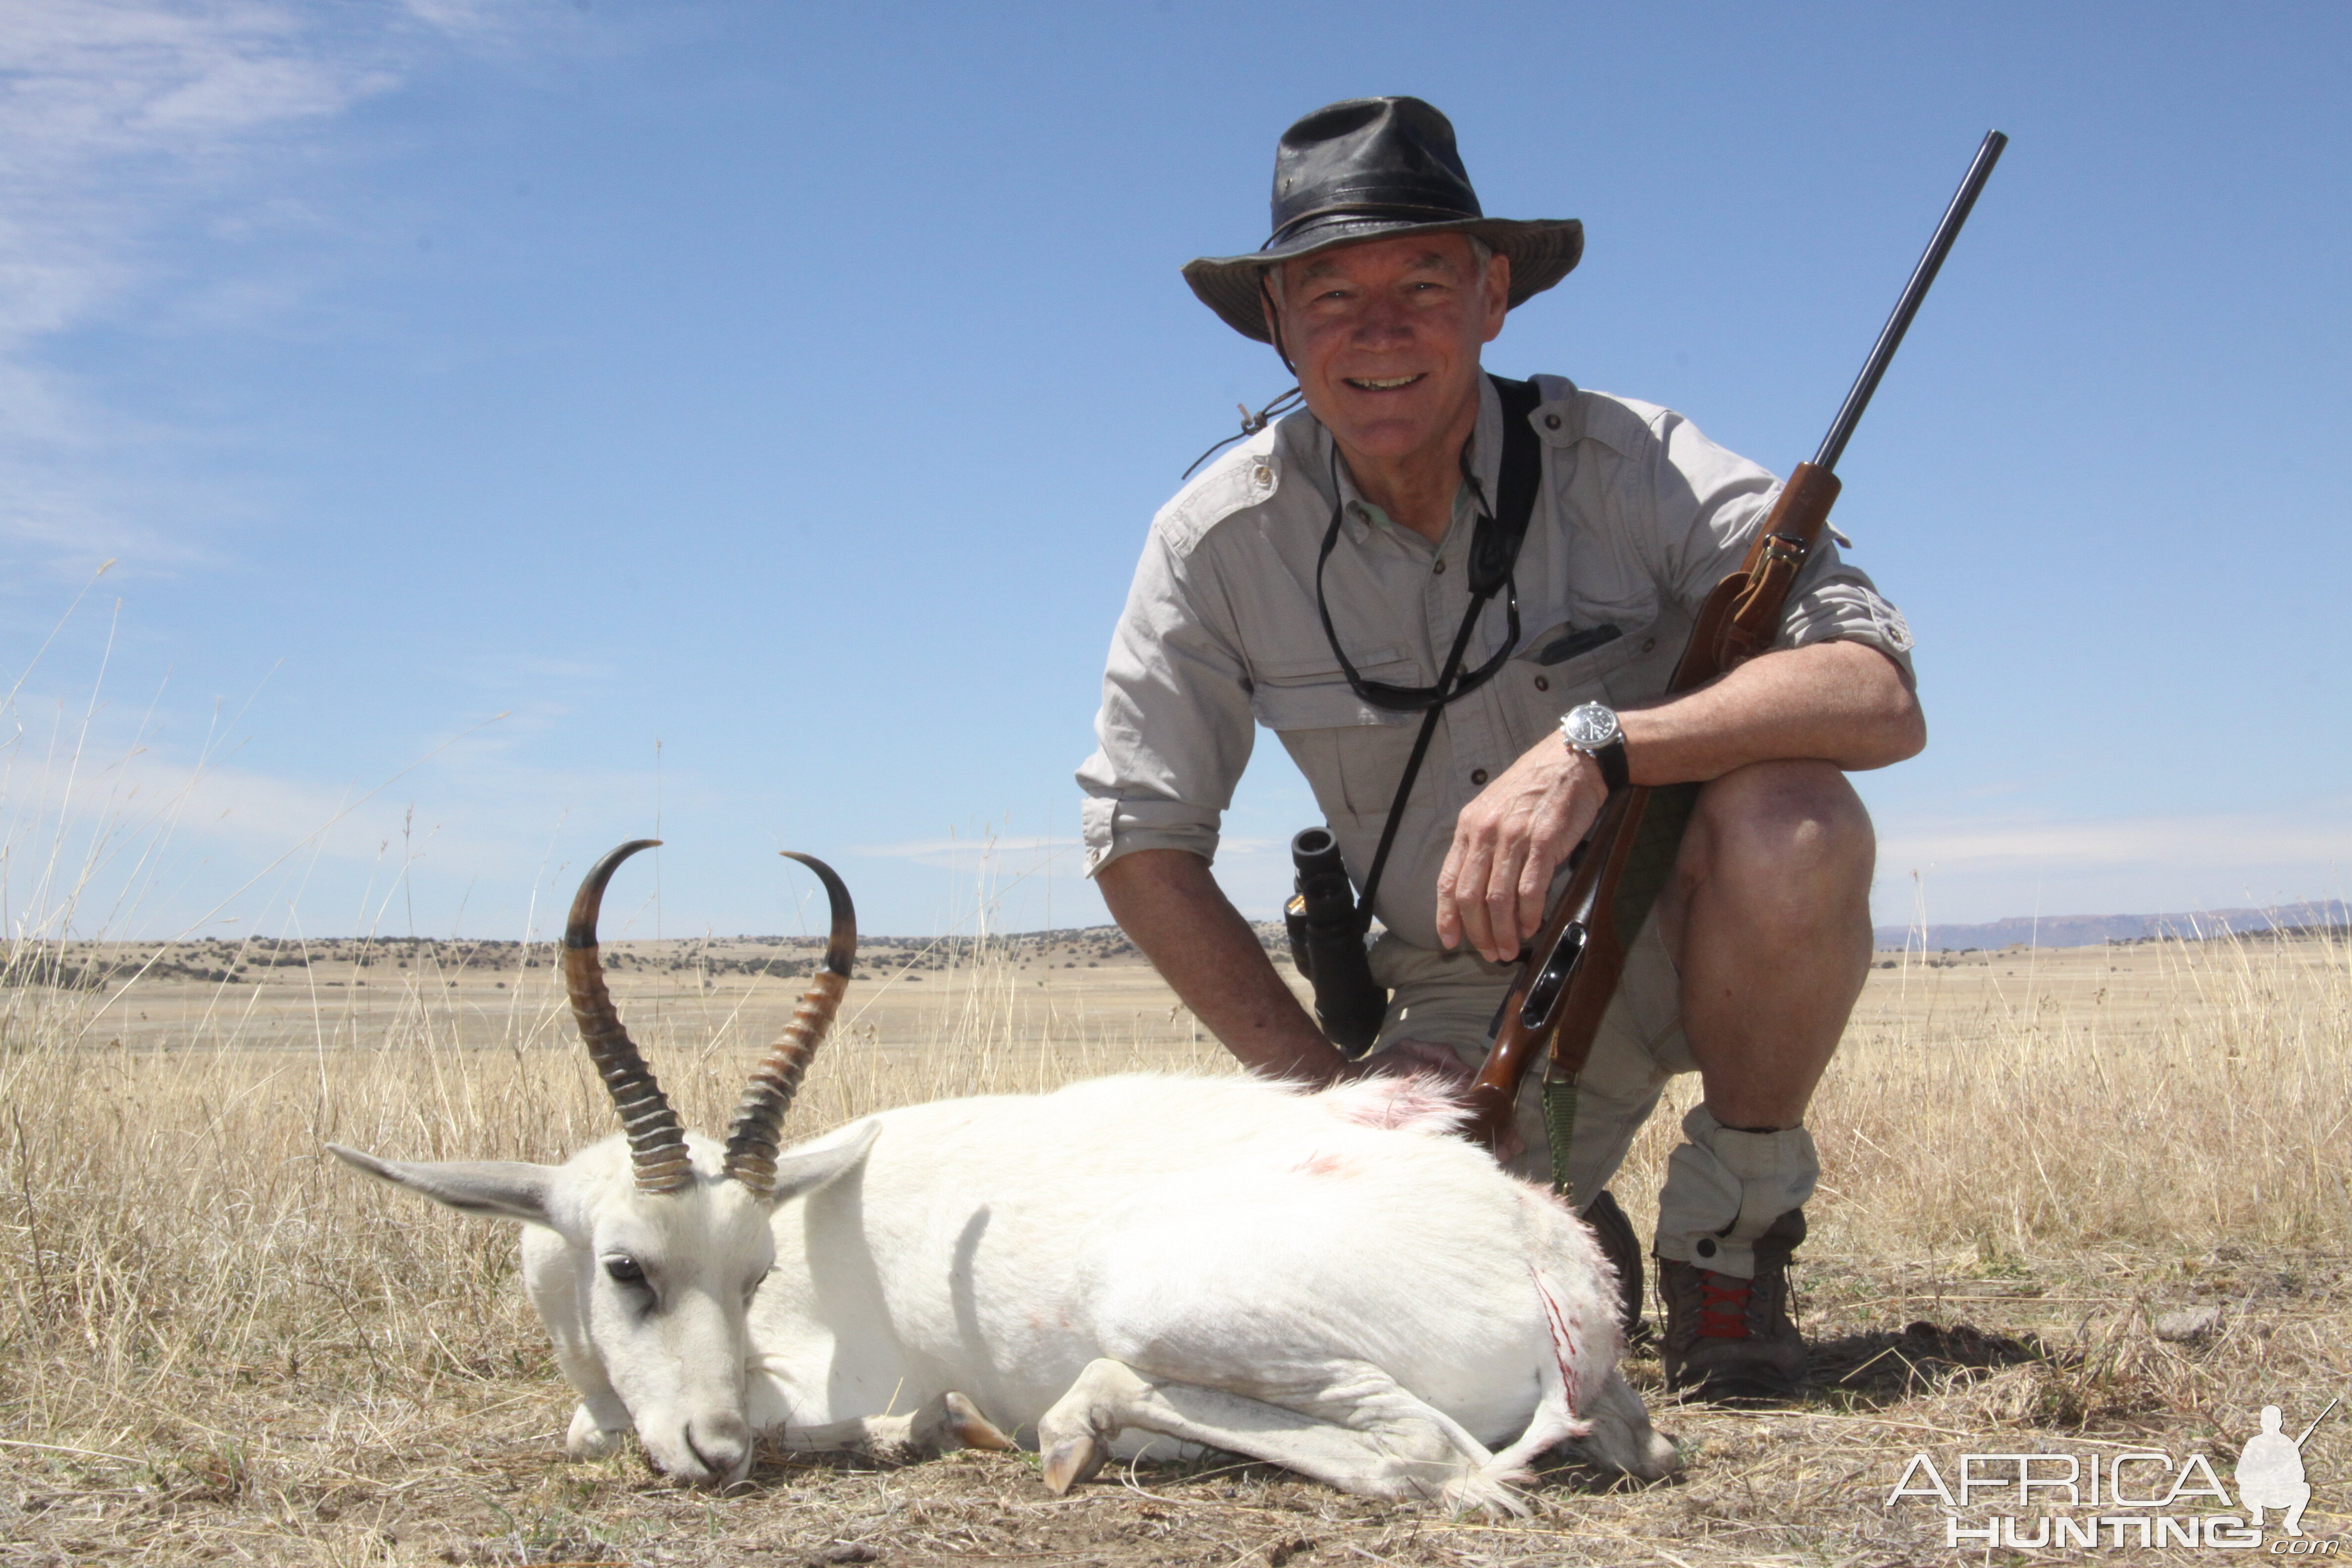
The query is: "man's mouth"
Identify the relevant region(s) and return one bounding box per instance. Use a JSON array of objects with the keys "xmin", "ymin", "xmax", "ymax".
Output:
[{"xmin": 1343, "ymin": 374, "xmax": 1425, "ymax": 391}]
